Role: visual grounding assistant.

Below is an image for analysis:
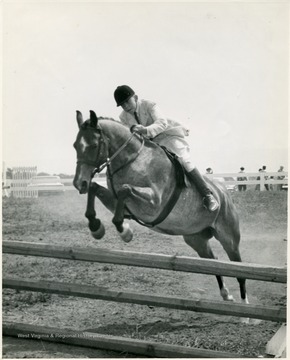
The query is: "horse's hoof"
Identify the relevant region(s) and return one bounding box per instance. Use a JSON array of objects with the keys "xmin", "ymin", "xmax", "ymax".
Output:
[
  {"xmin": 220, "ymin": 288, "xmax": 234, "ymax": 301},
  {"xmin": 90, "ymin": 222, "xmax": 105, "ymax": 239},
  {"xmin": 120, "ymin": 223, "xmax": 133, "ymax": 243}
]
